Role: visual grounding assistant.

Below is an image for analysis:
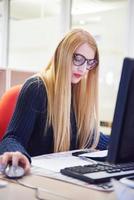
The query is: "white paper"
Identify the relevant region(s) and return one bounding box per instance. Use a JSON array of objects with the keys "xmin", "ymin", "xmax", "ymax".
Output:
[
  {"xmin": 32, "ymin": 151, "xmax": 92, "ymax": 173},
  {"xmin": 0, "ymin": 180, "xmax": 8, "ymax": 188},
  {"xmin": 79, "ymin": 150, "xmax": 108, "ymax": 158}
]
